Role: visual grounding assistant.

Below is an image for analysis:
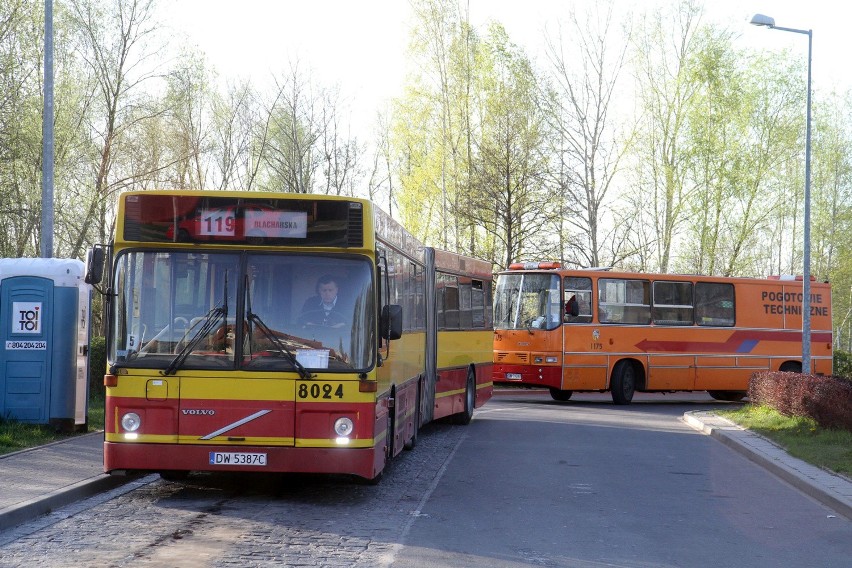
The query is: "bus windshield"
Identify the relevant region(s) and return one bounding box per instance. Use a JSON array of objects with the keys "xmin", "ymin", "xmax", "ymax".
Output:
[
  {"xmin": 494, "ymin": 273, "xmax": 562, "ymax": 331},
  {"xmin": 110, "ymin": 251, "xmax": 374, "ymax": 372}
]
